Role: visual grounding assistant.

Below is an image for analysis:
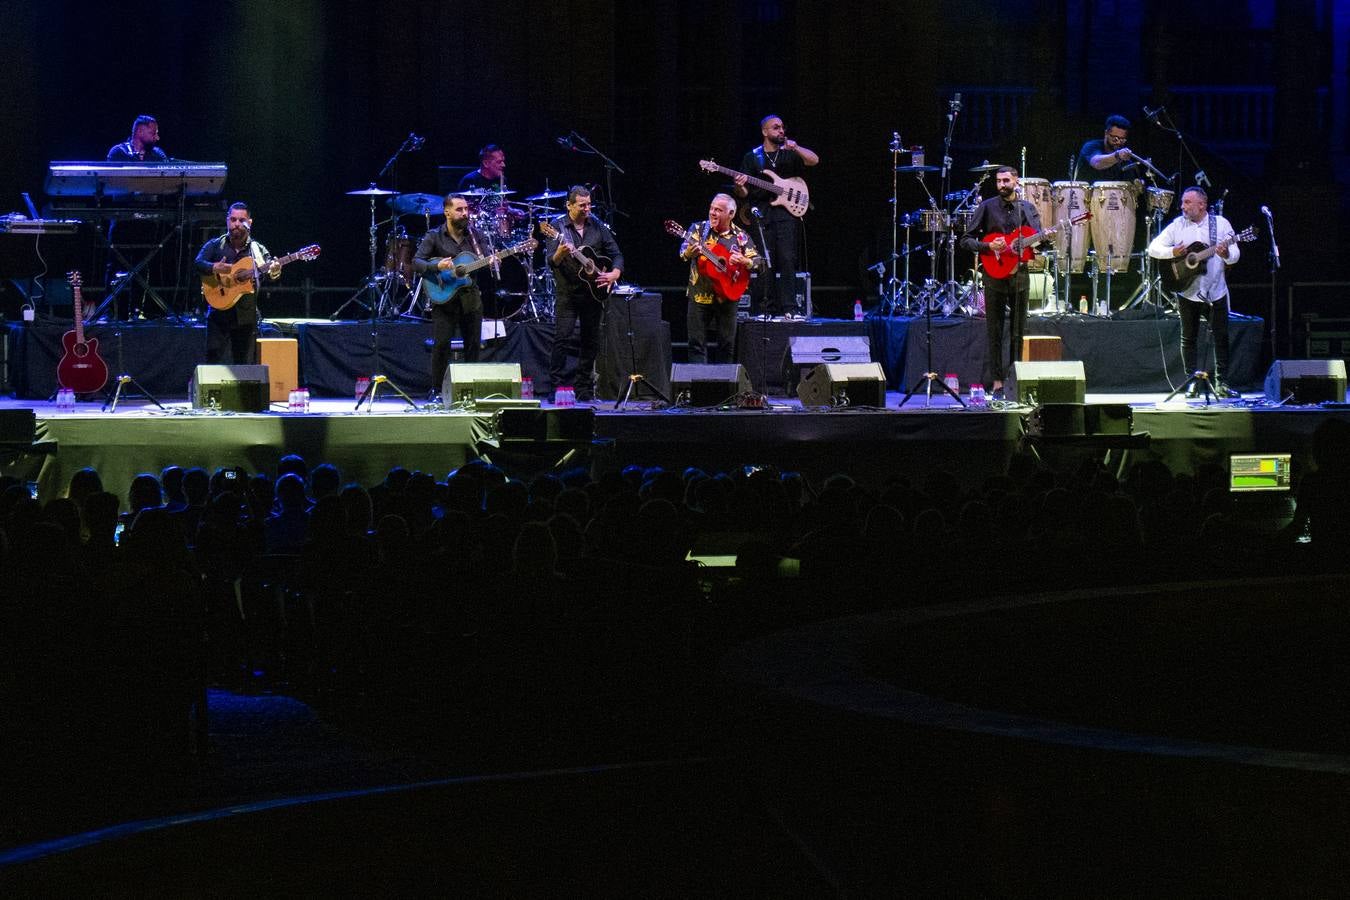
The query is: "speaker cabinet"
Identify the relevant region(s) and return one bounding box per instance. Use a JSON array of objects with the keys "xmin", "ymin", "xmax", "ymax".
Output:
[
  {"xmin": 670, "ymin": 363, "xmax": 753, "ymax": 407},
  {"xmin": 1264, "ymin": 359, "xmax": 1347, "ymax": 404},
  {"xmin": 1008, "ymin": 360, "xmax": 1086, "ymax": 404},
  {"xmin": 796, "ymin": 362, "xmax": 887, "ymax": 408},
  {"xmin": 443, "ymin": 362, "xmax": 522, "ymax": 403},
  {"xmin": 191, "ymin": 365, "xmax": 270, "ymax": 412}
]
